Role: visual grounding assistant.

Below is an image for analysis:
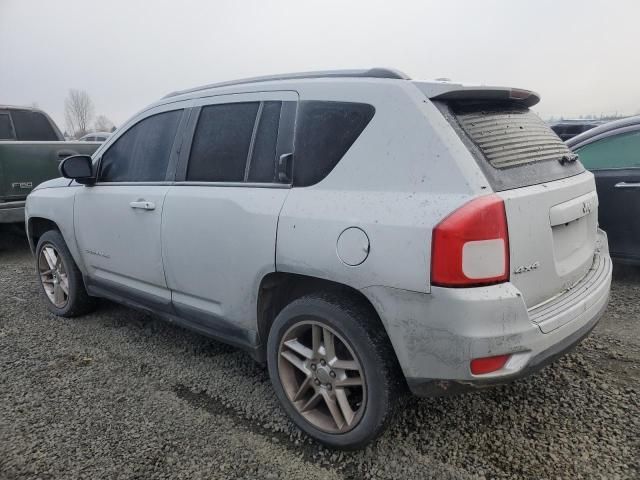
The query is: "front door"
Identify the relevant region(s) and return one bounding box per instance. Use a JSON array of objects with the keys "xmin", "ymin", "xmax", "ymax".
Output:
[
  {"xmin": 577, "ymin": 128, "xmax": 640, "ymax": 262},
  {"xmin": 75, "ymin": 107, "xmax": 186, "ymax": 309},
  {"xmin": 161, "ymin": 92, "xmax": 297, "ymax": 346}
]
